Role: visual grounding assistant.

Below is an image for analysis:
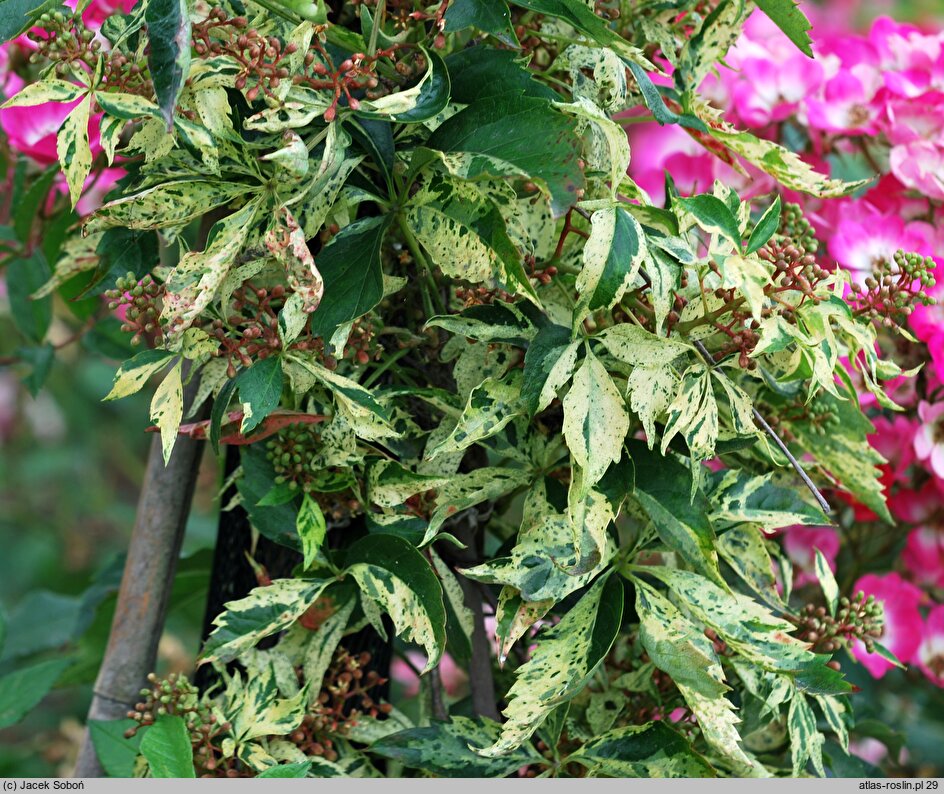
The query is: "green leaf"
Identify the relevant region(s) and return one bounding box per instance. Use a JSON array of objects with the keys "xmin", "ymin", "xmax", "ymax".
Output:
[
  {"xmin": 1, "ymin": 78, "xmax": 83, "ymax": 107},
  {"xmin": 372, "ymin": 717, "xmax": 542, "ymax": 777},
  {"xmin": 562, "ymin": 349, "xmax": 629, "ymax": 490},
  {"xmin": 628, "ymin": 440, "xmax": 722, "ymax": 585},
  {"xmin": 427, "ymin": 371, "xmax": 523, "ymax": 458},
  {"xmin": 678, "ymin": 0, "xmax": 749, "ymax": 89},
  {"xmin": 647, "ymin": 566, "xmax": 851, "ymax": 695},
  {"xmin": 140, "ymin": 715, "xmax": 195, "ymax": 778},
  {"xmin": 445, "ymin": 48, "xmax": 557, "ymax": 103},
  {"xmin": 575, "ymin": 207, "xmax": 646, "ymax": 318},
  {"xmin": 522, "ymin": 324, "xmax": 580, "ymax": 416},
  {"xmin": 755, "ymin": 0, "xmax": 814, "ymax": 57},
  {"xmin": 7, "ymin": 250, "xmax": 52, "ymax": 343},
  {"xmin": 56, "ymin": 95, "xmax": 93, "ymax": 207},
  {"xmin": 19, "ymin": 343, "xmax": 55, "ymax": 397},
  {"xmin": 706, "ymin": 122, "xmax": 871, "ymax": 198},
  {"xmin": 568, "ymin": 722, "xmax": 716, "ymax": 777},
  {"xmin": 145, "ymin": 0, "xmax": 191, "ymax": 127},
  {"xmin": 14, "ymin": 167, "xmax": 58, "ymax": 243},
  {"xmin": 706, "ymin": 469, "xmax": 829, "ymax": 531},
  {"xmin": 90, "ymin": 718, "xmax": 142, "ymax": 778},
  {"xmin": 307, "ymin": 215, "xmax": 390, "ymax": 340},
  {"xmin": 203, "ymin": 578, "xmax": 333, "ymax": 663},
  {"xmin": 788, "ymin": 693, "xmax": 825, "ymax": 776},
  {"xmin": 427, "ymin": 301, "xmax": 538, "ymax": 346},
  {"xmin": 717, "ymin": 525, "xmax": 782, "ymax": 607},
  {"xmin": 595, "ymin": 322, "xmax": 691, "ymax": 367},
  {"xmin": 677, "ymin": 194, "xmax": 742, "ymax": 249},
  {"xmin": 0, "ymin": 657, "xmax": 70, "ymax": 729},
  {"xmin": 814, "ymin": 549, "xmax": 839, "ymax": 616},
  {"xmin": 357, "ymin": 49, "xmax": 450, "ymax": 123},
  {"xmin": 237, "ymin": 356, "xmax": 284, "ymax": 435},
  {"xmin": 746, "ymin": 196, "xmax": 782, "ymax": 254},
  {"xmin": 406, "ymin": 174, "xmax": 535, "ymax": 300},
  {"xmin": 297, "ymin": 493, "xmax": 327, "ymax": 570},
  {"xmin": 344, "ymin": 534, "xmax": 447, "ymax": 670},
  {"xmin": 0, "ymin": 0, "xmax": 58, "ymax": 44},
  {"xmin": 149, "ymin": 358, "xmax": 183, "ymax": 464},
  {"xmin": 443, "ymin": 1, "xmax": 519, "ymax": 46},
  {"xmin": 426, "ymin": 95, "xmax": 585, "ymax": 216},
  {"xmin": 257, "ymin": 762, "xmax": 311, "ymax": 778},
  {"xmin": 626, "ymin": 62, "xmax": 681, "ymax": 126},
  {"xmin": 510, "ymin": 0, "xmax": 652, "ymax": 66},
  {"xmin": 209, "ymin": 377, "xmax": 238, "ymax": 454},
  {"xmin": 475, "ymin": 573, "xmax": 622, "ymax": 757}
]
